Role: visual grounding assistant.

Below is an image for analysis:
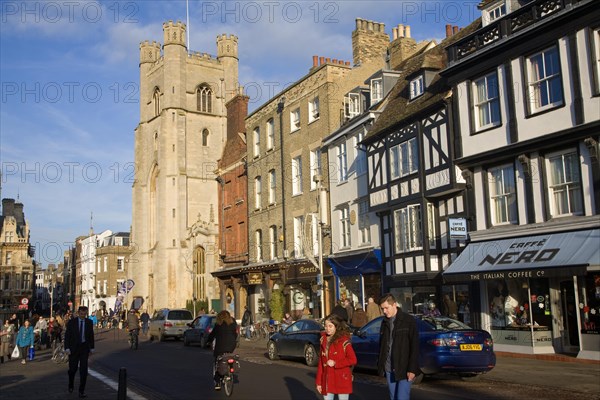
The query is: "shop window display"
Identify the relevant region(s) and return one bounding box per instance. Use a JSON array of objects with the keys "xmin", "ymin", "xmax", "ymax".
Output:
[
  {"xmin": 580, "ymin": 273, "xmax": 600, "ymax": 334},
  {"xmin": 488, "ymin": 278, "xmax": 551, "ymax": 329}
]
